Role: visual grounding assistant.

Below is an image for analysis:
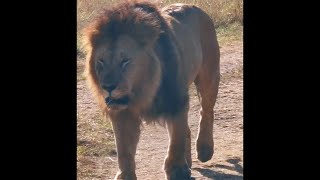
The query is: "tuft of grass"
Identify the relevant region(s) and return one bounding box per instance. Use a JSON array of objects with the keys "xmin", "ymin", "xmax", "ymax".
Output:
[
  {"xmin": 159, "ymin": 0, "xmax": 243, "ymax": 28},
  {"xmin": 77, "ymin": 103, "xmax": 116, "ymax": 179},
  {"xmin": 77, "ymin": 60, "xmax": 86, "ymax": 82},
  {"xmin": 77, "ymin": 111, "xmax": 116, "ymax": 178},
  {"xmin": 77, "ymin": 112, "xmax": 115, "ymax": 158},
  {"xmin": 216, "ymin": 22, "xmax": 243, "ymax": 46}
]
